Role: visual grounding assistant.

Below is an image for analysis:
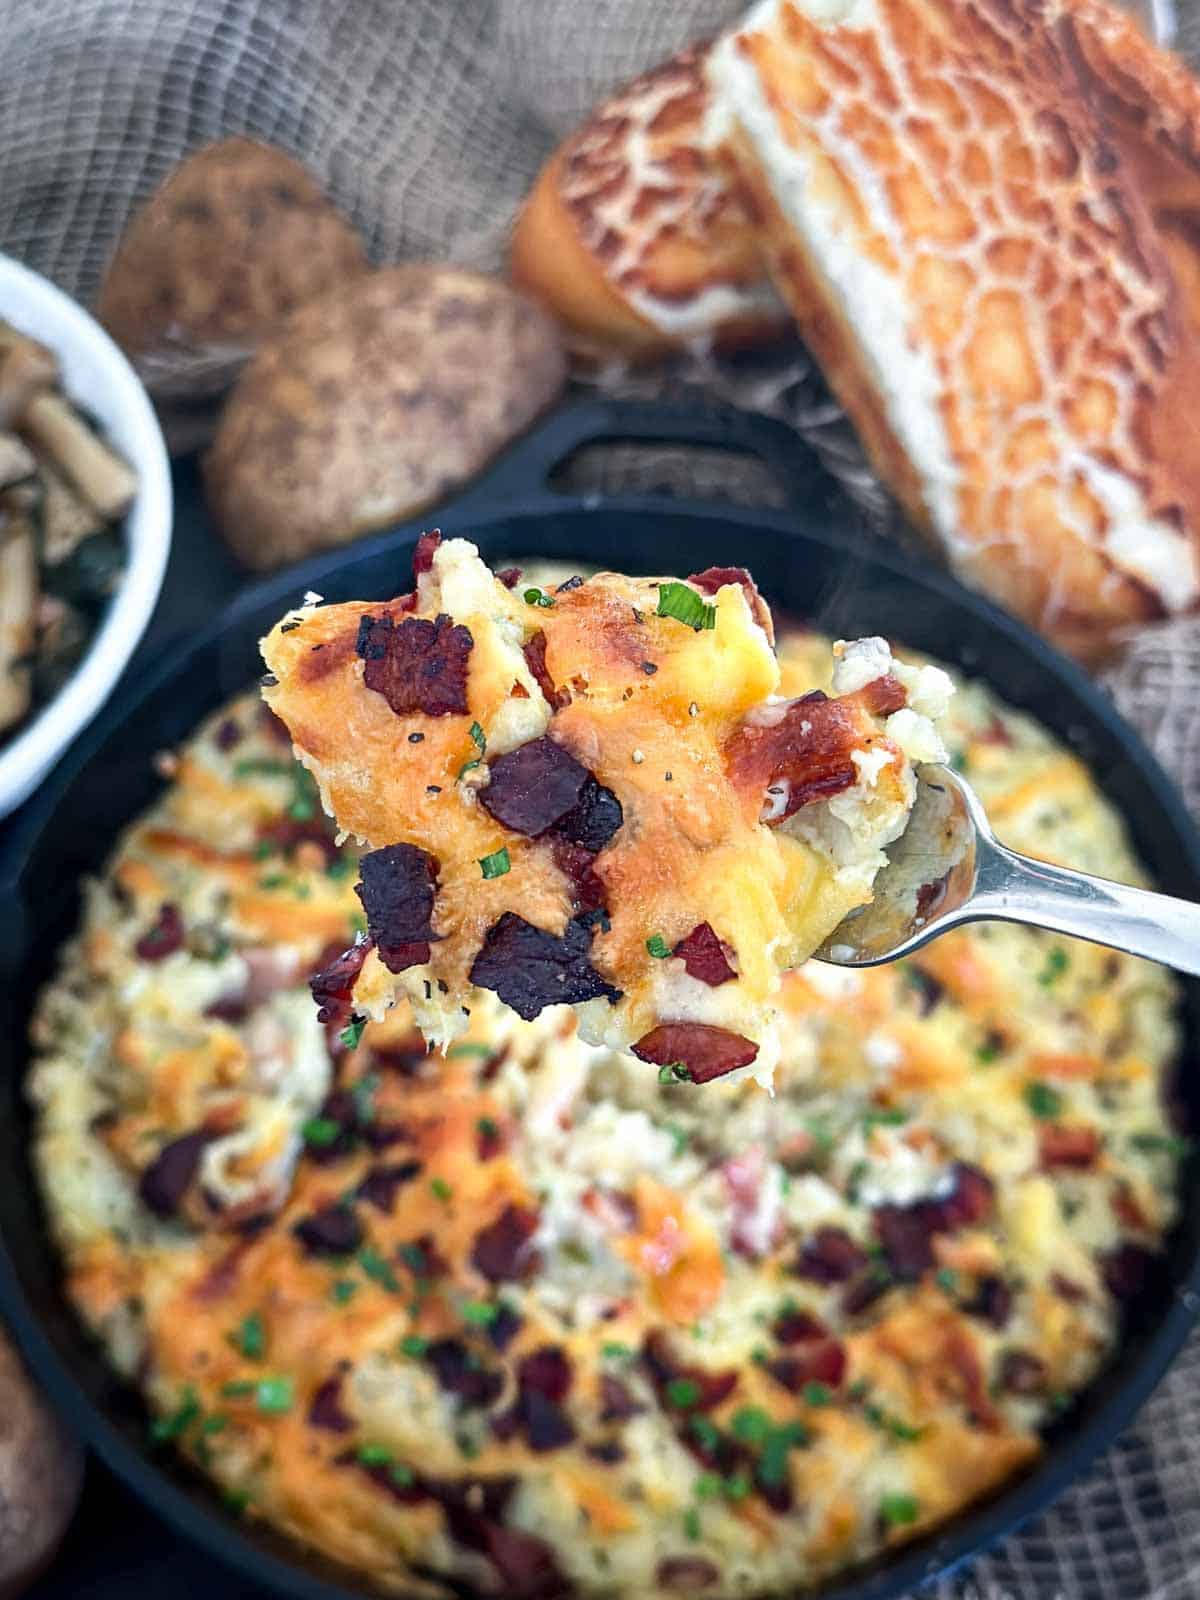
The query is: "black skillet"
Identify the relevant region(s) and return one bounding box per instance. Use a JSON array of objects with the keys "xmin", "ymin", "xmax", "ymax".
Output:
[{"xmin": 1, "ymin": 396, "xmax": 1198, "ymax": 1600}]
